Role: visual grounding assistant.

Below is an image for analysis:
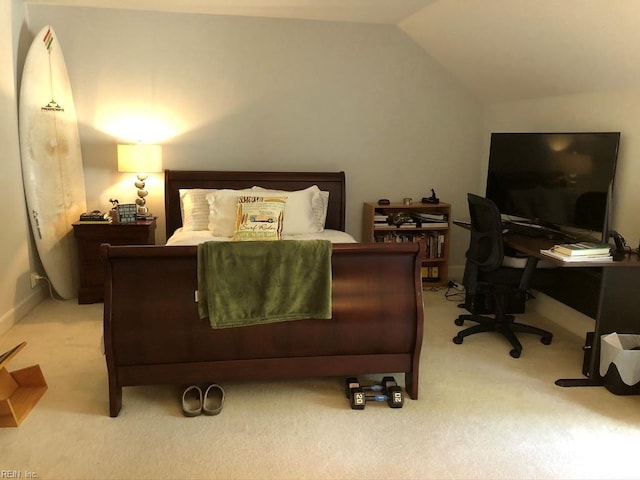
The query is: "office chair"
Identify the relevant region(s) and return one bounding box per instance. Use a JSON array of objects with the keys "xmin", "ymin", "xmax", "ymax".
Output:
[{"xmin": 453, "ymin": 193, "xmax": 553, "ymax": 358}]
